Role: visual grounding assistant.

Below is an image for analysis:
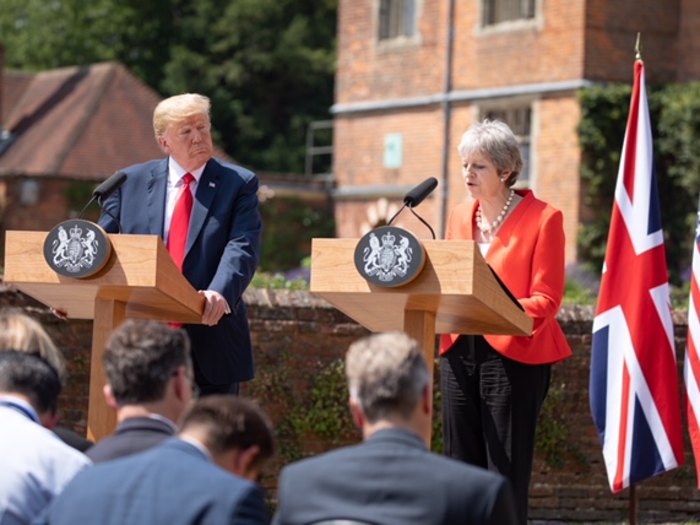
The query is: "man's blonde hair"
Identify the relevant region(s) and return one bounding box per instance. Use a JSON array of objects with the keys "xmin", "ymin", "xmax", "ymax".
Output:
[{"xmin": 153, "ymin": 93, "xmax": 211, "ymax": 138}]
